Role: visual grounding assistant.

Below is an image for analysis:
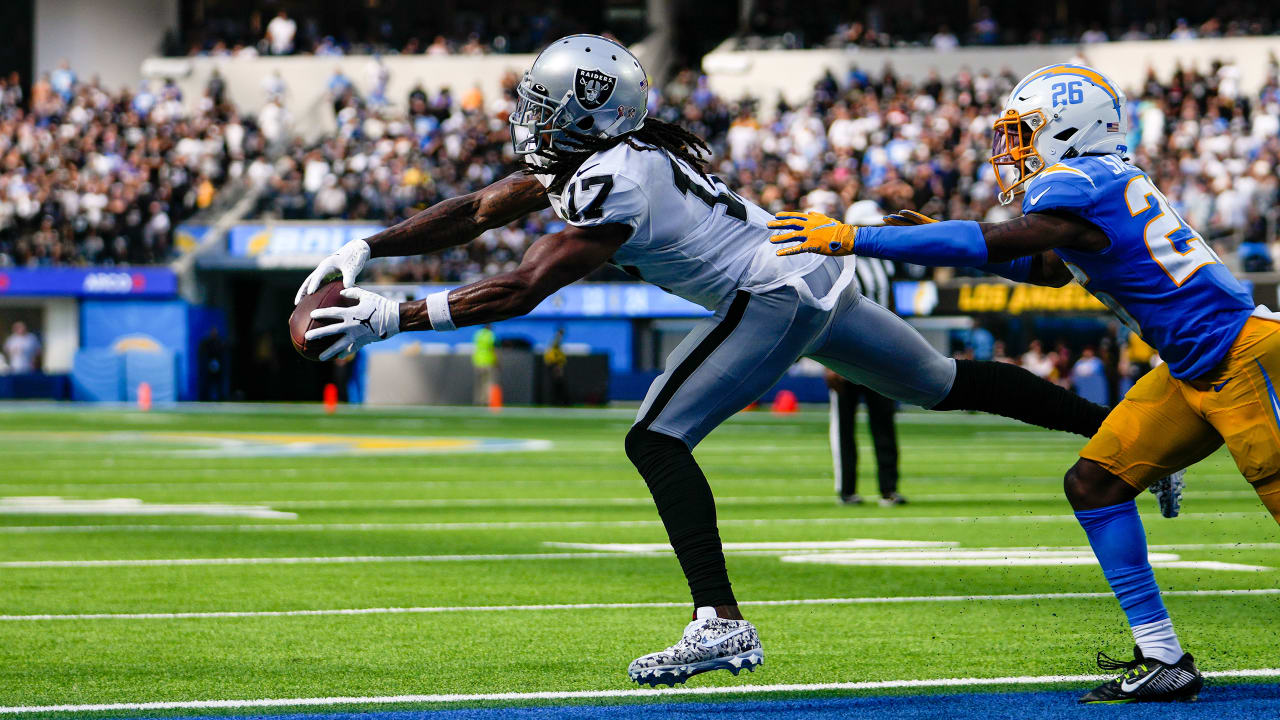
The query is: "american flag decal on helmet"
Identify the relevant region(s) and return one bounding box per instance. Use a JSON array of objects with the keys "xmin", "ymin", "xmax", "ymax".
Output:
[{"xmin": 1106, "ymin": 121, "xmax": 1121, "ymax": 132}]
